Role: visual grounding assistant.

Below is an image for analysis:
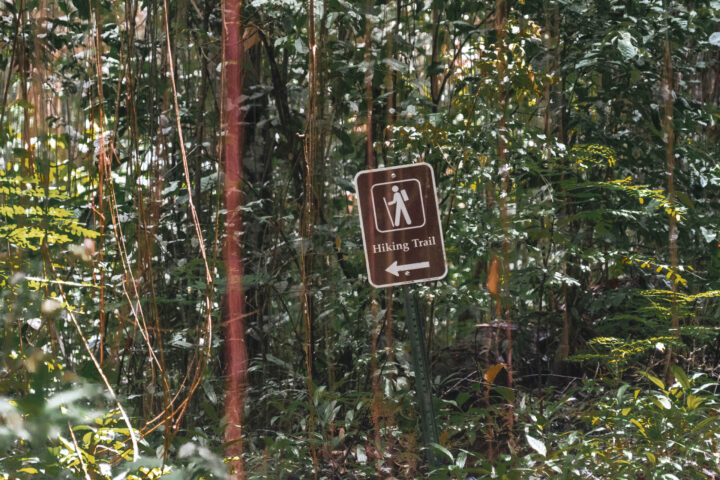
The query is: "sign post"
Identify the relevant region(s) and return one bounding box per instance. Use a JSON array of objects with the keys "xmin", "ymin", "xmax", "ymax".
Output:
[
  {"xmin": 403, "ymin": 284, "xmax": 441, "ymax": 465},
  {"xmin": 354, "ymin": 163, "xmax": 447, "ymax": 466}
]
